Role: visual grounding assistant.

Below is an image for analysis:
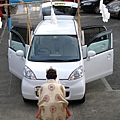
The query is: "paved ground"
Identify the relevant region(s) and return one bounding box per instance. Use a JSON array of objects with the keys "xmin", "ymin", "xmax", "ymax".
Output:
[
  {"xmin": 0, "ymin": 19, "xmax": 7, "ymax": 43},
  {"xmin": 0, "ymin": 5, "xmax": 120, "ymax": 120}
]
